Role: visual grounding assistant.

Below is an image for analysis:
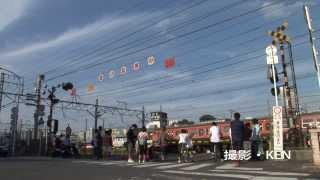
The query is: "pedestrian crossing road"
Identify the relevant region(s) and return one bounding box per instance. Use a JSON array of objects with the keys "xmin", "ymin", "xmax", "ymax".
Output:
[{"xmin": 72, "ymin": 160, "xmax": 318, "ymax": 180}]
